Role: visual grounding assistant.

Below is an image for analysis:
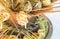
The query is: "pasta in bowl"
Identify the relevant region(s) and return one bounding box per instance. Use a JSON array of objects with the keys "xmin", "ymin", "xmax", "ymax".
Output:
[
  {"xmin": 0, "ymin": 15, "xmax": 53, "ymax": 39},
  {"xmin": 0, "ymin": 0, "xmax": 56, "ymax": 39}
]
